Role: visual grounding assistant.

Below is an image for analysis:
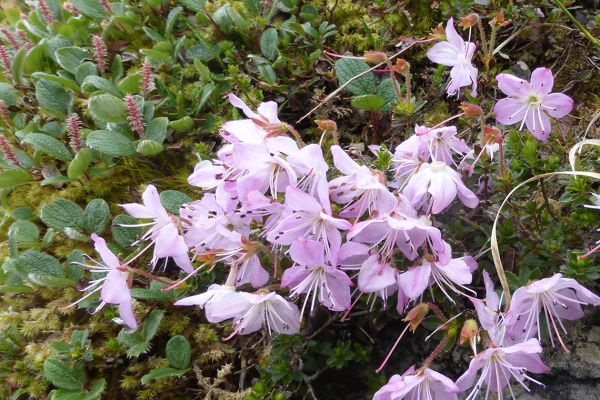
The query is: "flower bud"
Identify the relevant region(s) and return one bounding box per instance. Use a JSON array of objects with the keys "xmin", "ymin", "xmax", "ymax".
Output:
[
  {"xmin": 315, "ymin": 119, "xmax": 337, "ymax": 133},
  {"xmin": 430, "ymin": 23, "xmax": 446, "ymax": 40},
  {"xmin": 459, "ymin": 13, "xmax": 480, "ymax": 29},
  {"xmin": 363, "ymin": 51, "xmax": 387, "ymax": 64},
  {"xmin": 460, "ymin": 102, "xmax": 483, "ymax": 117},
  {"xmin": 459, "ymin": 319, "xmax": 478, "ymax": 345},
  {"xmin": 392, "ymin": 58, "xmax": 410, "ymax": 74},
  {"xmin": 490, "ymin": 11, "xmax": 511, "ymax": 27},
  {"xmin": 483, "ymin": 125, "xmax": 503, "ymax": 144},
  {"xmin": 402, "ymin": 303, "xmax": 429, "ymax": 333}
]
